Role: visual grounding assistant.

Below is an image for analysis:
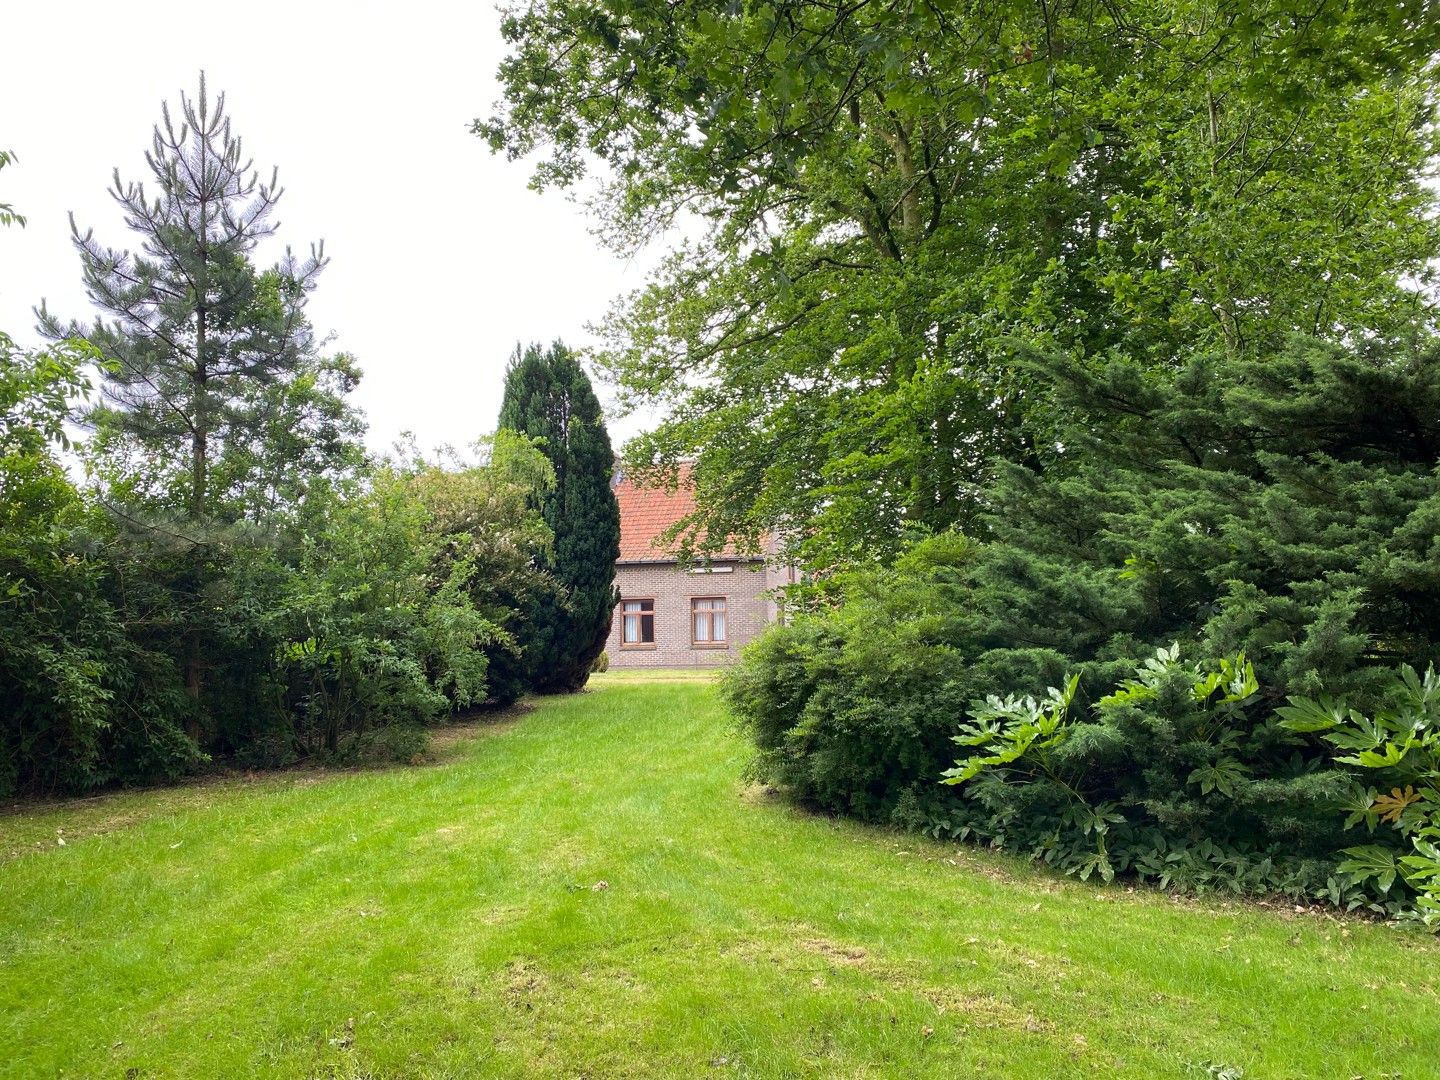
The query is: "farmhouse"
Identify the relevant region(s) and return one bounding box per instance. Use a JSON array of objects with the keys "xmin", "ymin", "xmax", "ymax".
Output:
[{"xmin": 605, "ymin": 468, "xmax": 792, "ymax": 668}]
